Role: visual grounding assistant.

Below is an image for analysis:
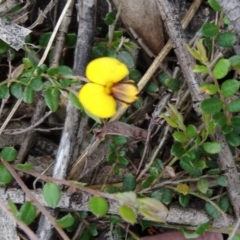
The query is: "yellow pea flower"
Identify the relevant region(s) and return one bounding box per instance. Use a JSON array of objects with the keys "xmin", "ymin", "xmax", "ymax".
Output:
[{"xmin": 78, "ymin": 57, "xmax": 139, "ymax": 118}]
